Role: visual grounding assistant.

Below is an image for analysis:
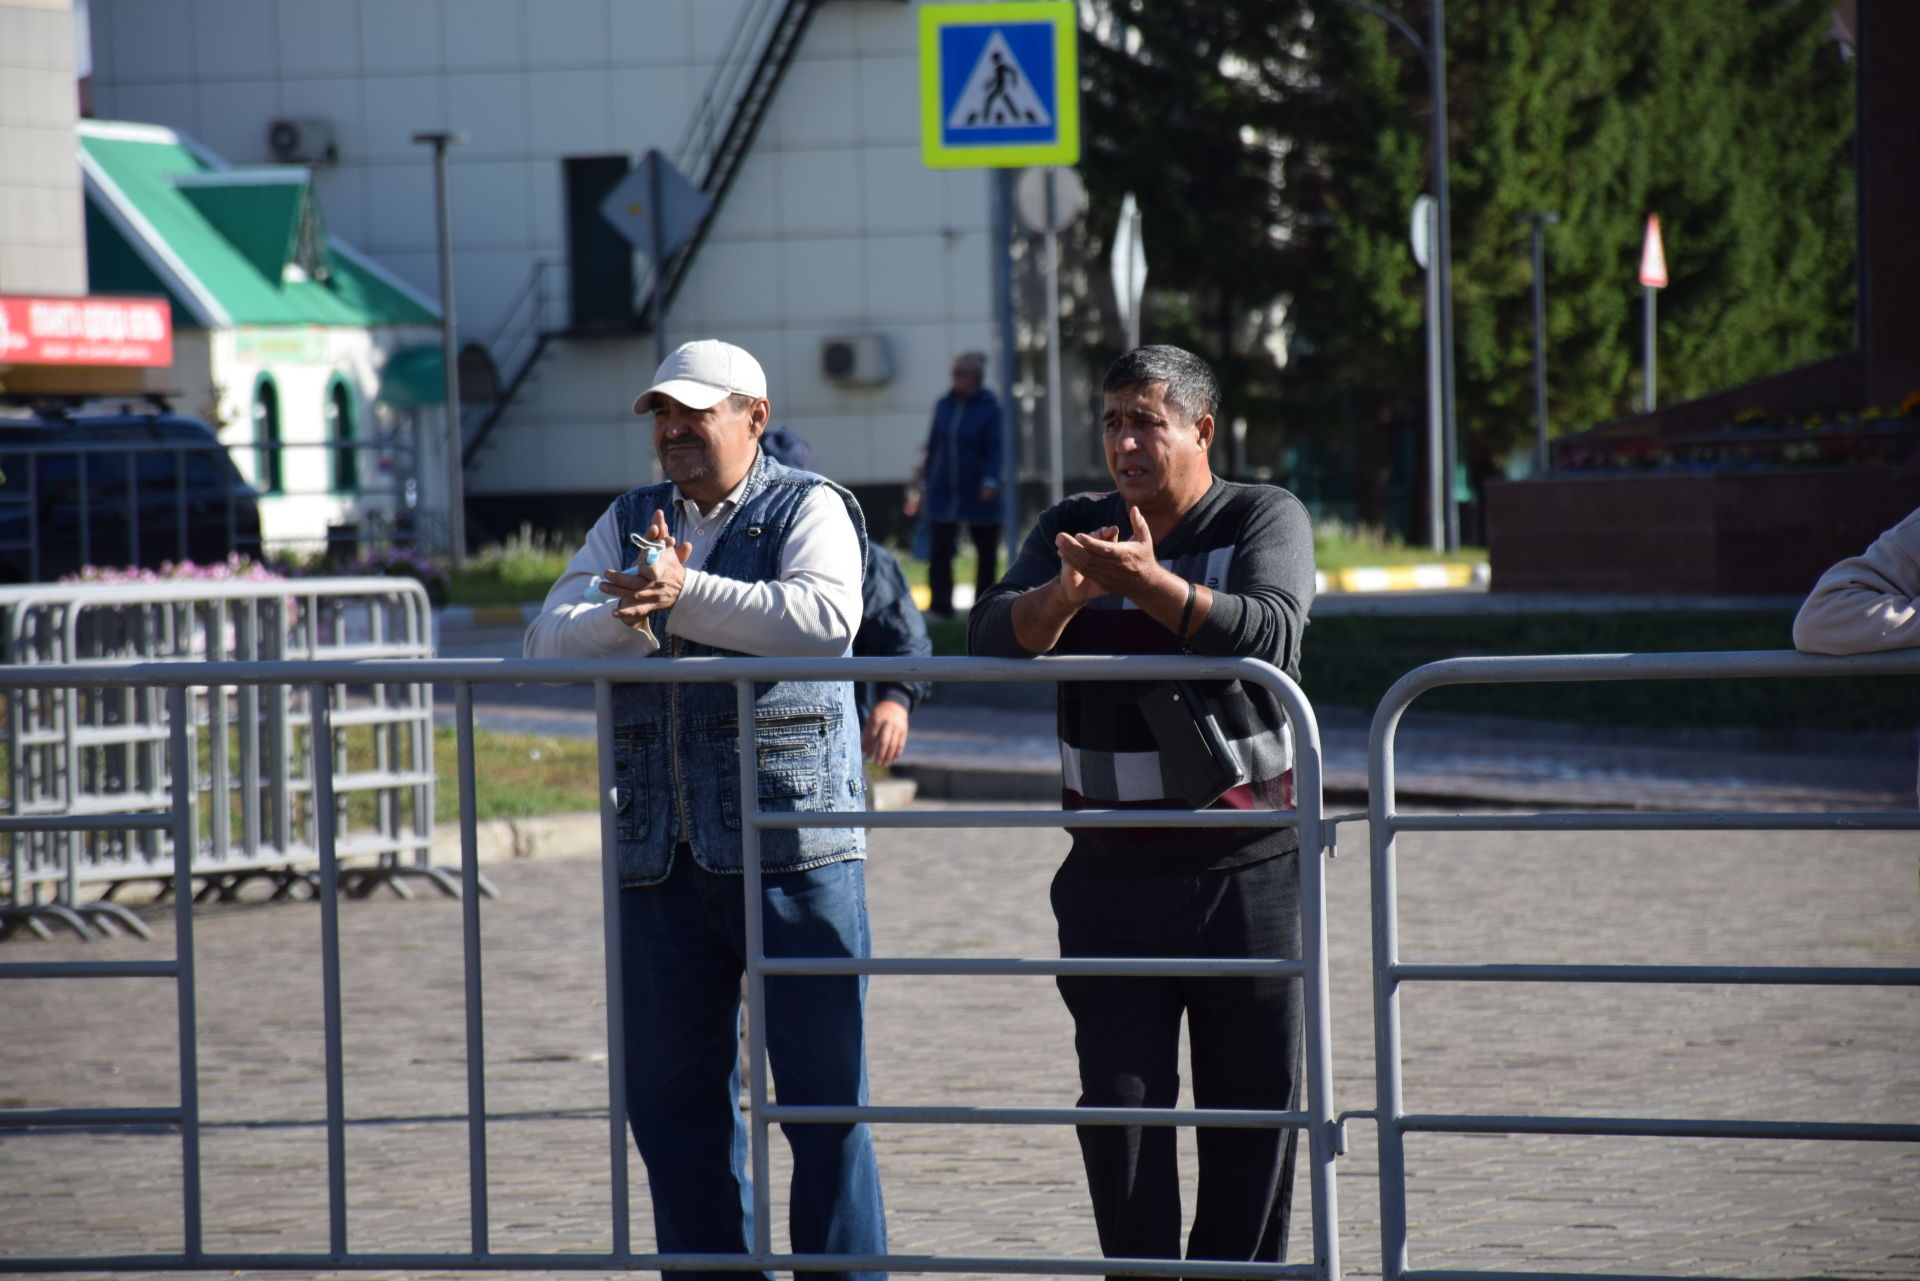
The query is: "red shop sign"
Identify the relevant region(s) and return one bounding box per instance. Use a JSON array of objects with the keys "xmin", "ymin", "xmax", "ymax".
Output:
[{"xmin": 0, "ymin": 293, "xmax": 173, "ymax": 367}]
